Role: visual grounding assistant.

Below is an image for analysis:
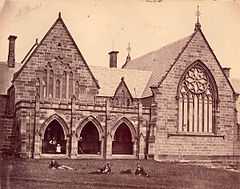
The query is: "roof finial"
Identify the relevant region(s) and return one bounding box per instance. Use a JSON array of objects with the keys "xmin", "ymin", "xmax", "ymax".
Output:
[
  {"xmin": 127, "ymin": 42, "xmax": 131, "ymax": 55},
  {"xmin": 195, "ymin": 5, "xmax": 201, "ymax": 31},
  {"xmin": 125, "ymin": 42, "xmax": 131, "ymax": 64},
  {"xmin": 58, "ymin": 12, "xmax": 62, "ymax": 18},
  {"xmin": 35, "ymin": 38, "xmax": 38, "ymax": 45}
]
